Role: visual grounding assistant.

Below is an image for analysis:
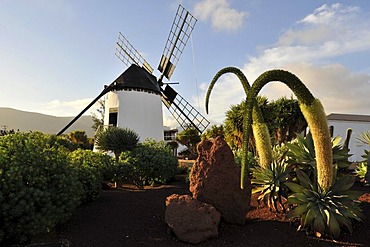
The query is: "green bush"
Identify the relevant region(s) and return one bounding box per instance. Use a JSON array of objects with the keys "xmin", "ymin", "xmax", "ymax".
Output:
[
  {"xmin": 118, "ymin": 139, "xmax": 178, "ymax": 188},
  {"xmin": 0, "ymin": 132, "xmax": 82, "ymax": 243},
  {"xmin": 69, "ymin": 149, "xmax": 115, "ymax": 203}
]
